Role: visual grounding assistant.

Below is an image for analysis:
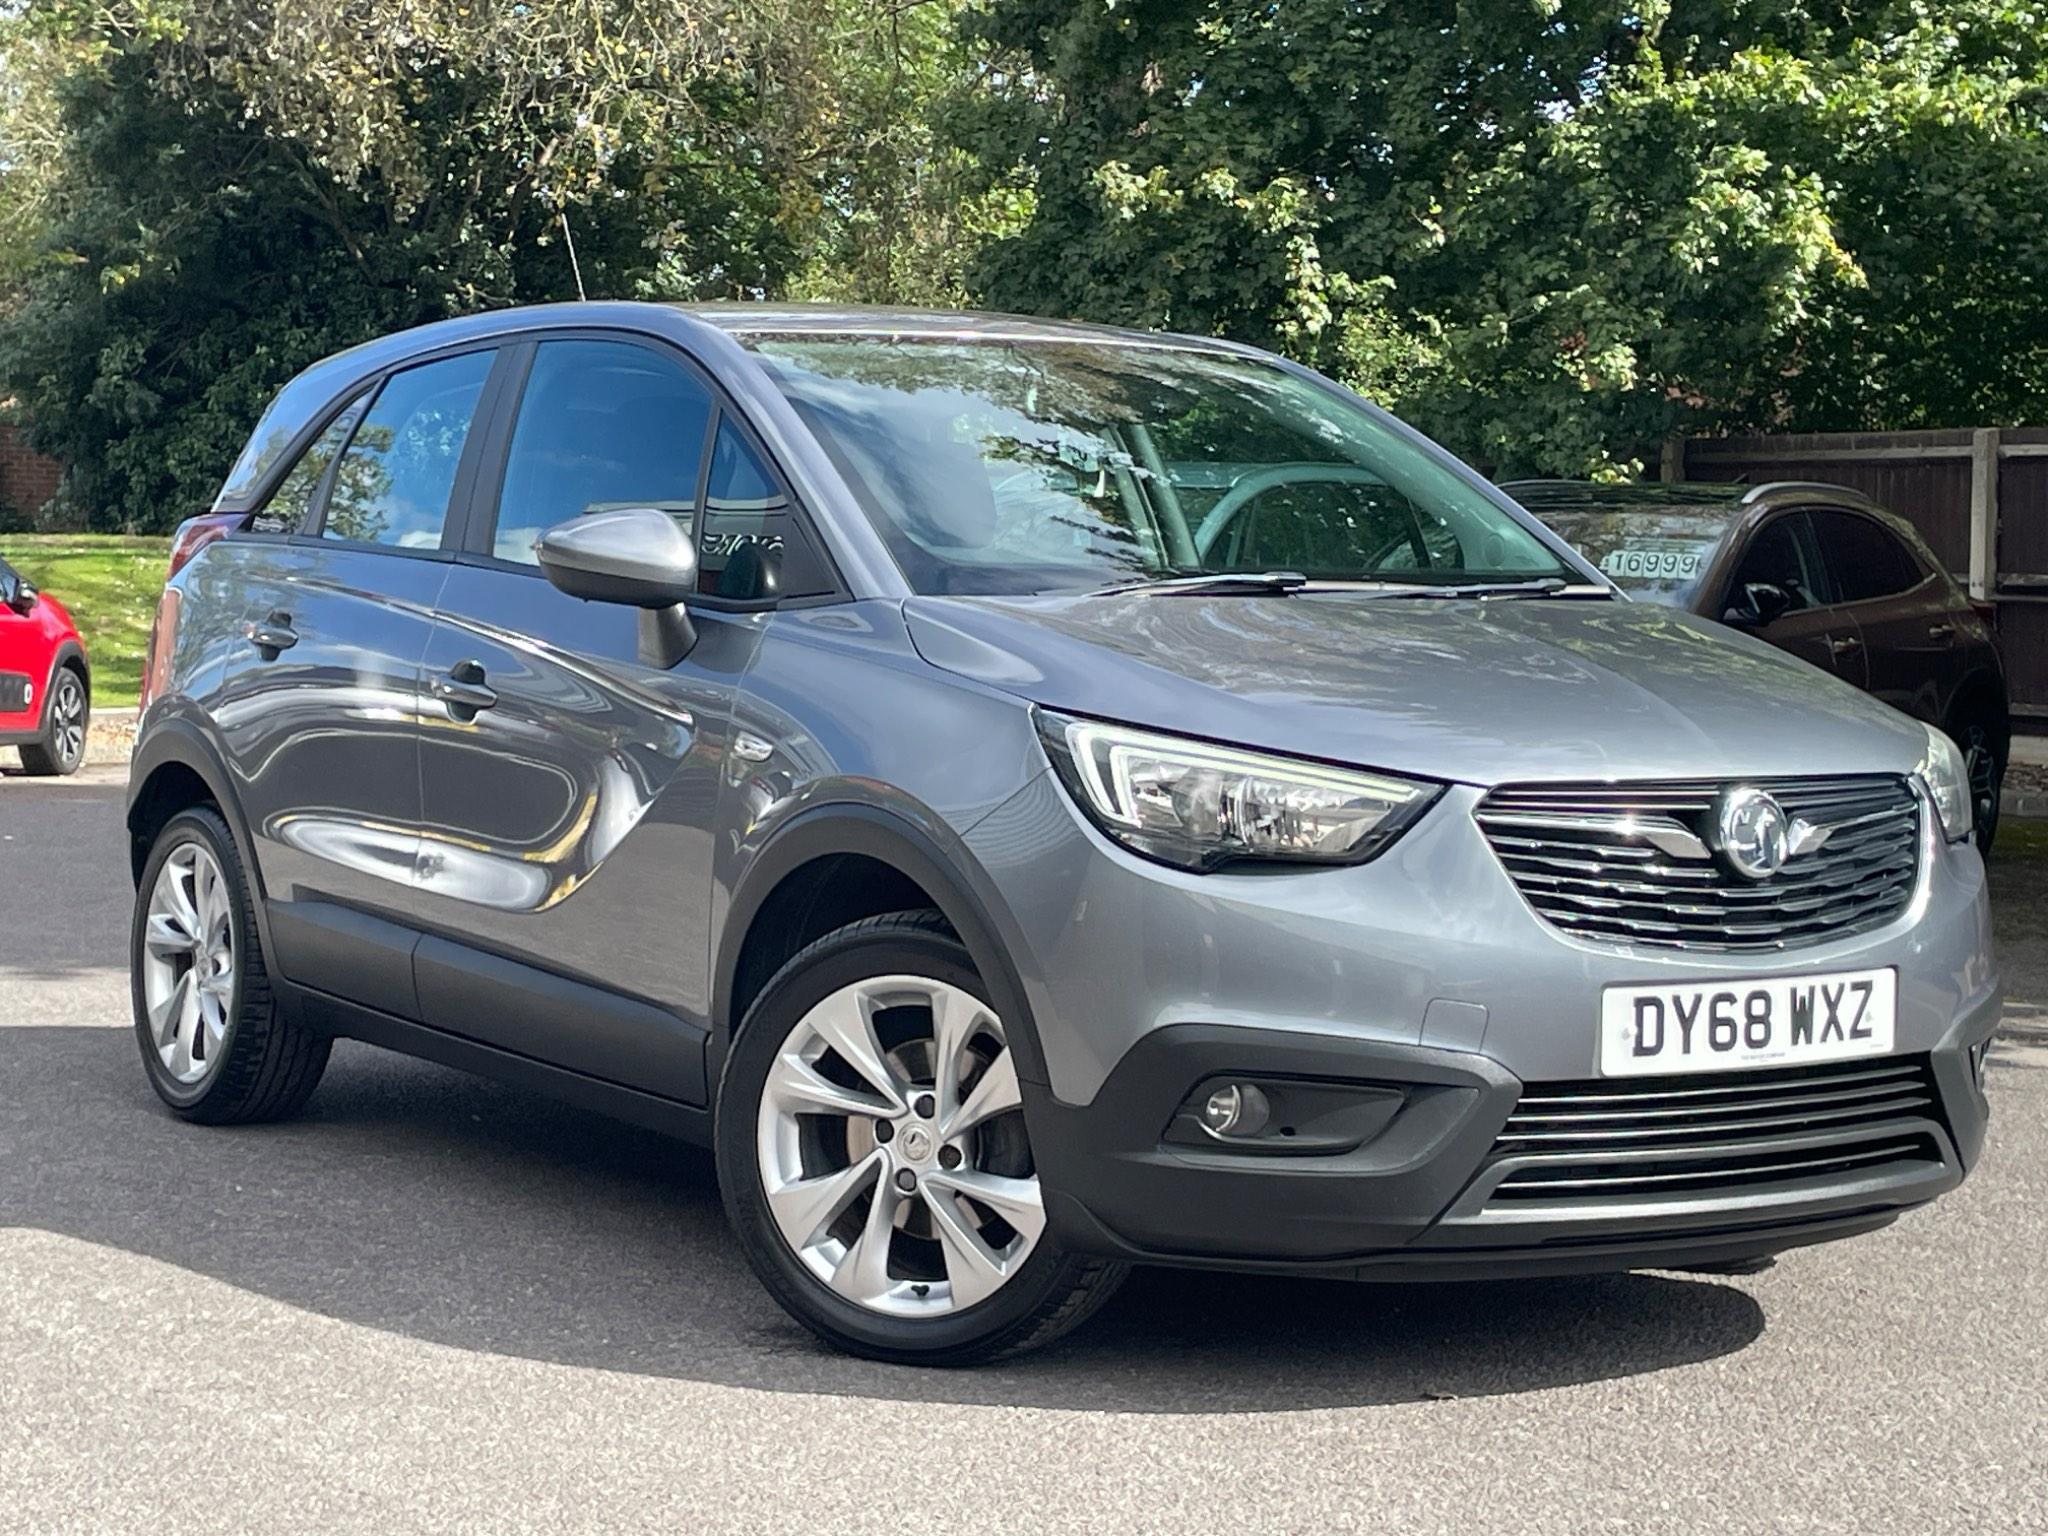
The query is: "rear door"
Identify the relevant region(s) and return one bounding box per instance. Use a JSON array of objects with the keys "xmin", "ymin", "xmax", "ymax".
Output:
[
  {"xmin": 1717, "ymin": 511, "xmax": 1865, "ymax": 685},
  {"xmin": 218, "ymin": 345, "xmax": 502, "ymax": 1016},
  {"xmin": 1806, "ymin": 507, "xmax": 1953, "ymax": 723},
  {"xmin": 409, "ymin": 335, "xmax": 786, "ymax": 1103}
]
